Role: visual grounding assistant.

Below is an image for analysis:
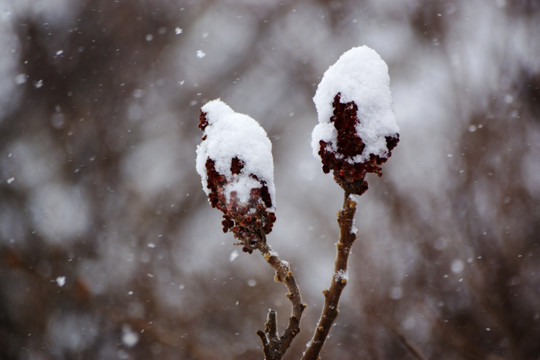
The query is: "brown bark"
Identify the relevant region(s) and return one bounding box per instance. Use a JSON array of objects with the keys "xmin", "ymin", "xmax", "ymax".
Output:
[
  {"xmin": 256, "ymin": 237, "xmax": 306, "ymax": 360},
  {"xmin": 302, "ymin": 193, "xmax": 357, "ymax": 360}
]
